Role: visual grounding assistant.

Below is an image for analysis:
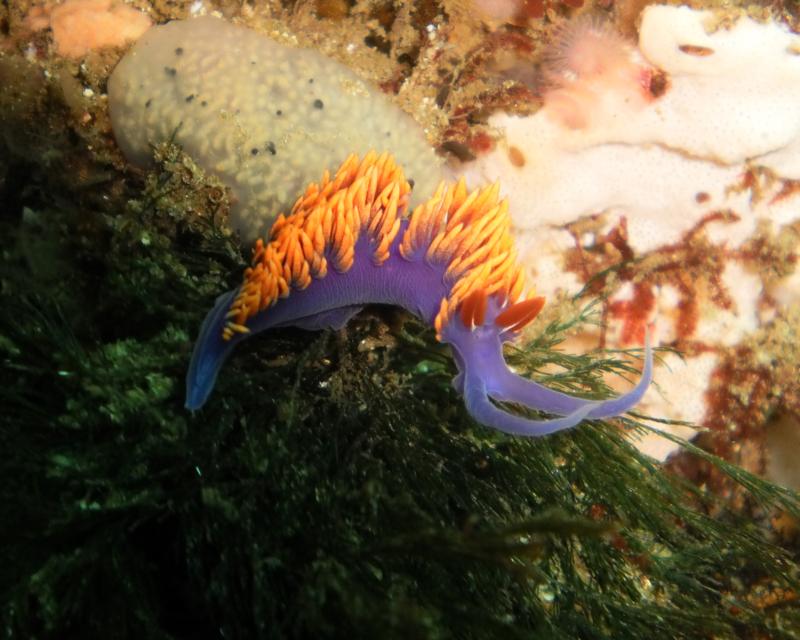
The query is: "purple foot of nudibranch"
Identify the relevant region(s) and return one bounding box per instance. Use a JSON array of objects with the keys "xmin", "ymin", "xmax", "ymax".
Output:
[{"xmin": 446, "ymin": 324, "xmax": 653, "ymax": 437}]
